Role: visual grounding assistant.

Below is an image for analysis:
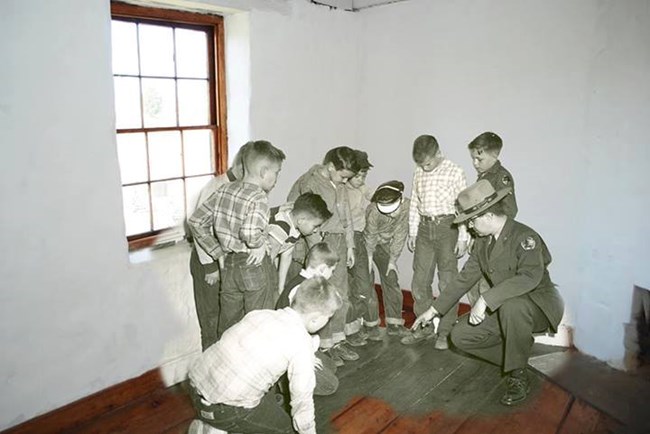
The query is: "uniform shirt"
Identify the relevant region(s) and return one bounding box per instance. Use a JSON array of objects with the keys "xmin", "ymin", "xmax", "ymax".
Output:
[
  {"xmin": 267, "ymin": 202, "xmax": 301, "ymax": 260},
  {"xmin": 189, "ymin": 308, "xmax": 317, "ymax": 434},
  {"xmin": 346, "ymin": 183, "xmax": 372, "ymax": 232},
  {"xmin": 477, "ymin": 160, "xmax": 518, "ymax": 219},
  {"xmin": 409, "ymin": 158, "xmax": 468, "ymax": 238},
  {"xmin": 189, "ymin": 170, "xmax": 238, "ymax": 268},
  {"xmin": 364, "ymin": 198, "xmax": 410, "ymax": 263},
  {"xmin": 188, "ymin": 180, "xmax": 269, "ymax": 260},
  {"xmin": 431, "ymin": 219, "xmax": 564, "ymax": 332},
  {"xmin": 288, "ymin": 165, "xmax": 354, "ymax": 249}
]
